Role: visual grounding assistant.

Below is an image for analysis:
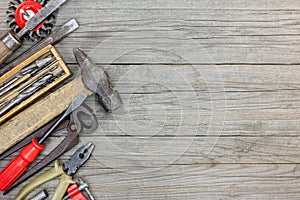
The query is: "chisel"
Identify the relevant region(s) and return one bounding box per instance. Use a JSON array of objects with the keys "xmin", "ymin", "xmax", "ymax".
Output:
[
  {"xmin": 0, "ymin": 19, "xmax": 78, "ymax": 76},
  {"xmin": 0, "ymin": 0, "xmax": 68, "ymax": 66}
]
